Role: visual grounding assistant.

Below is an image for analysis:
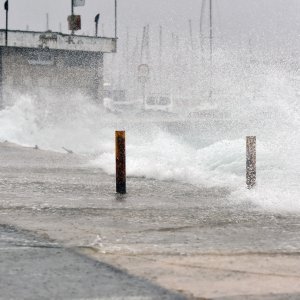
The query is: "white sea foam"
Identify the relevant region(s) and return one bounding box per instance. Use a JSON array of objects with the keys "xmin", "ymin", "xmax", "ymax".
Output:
[
  {"xmin": 0, "ymin": 56, "xmax": 299, "ymax": 212},
  {"xmin": 0, "ymin": 94, "xmax": 116, "ymax": 154}
]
